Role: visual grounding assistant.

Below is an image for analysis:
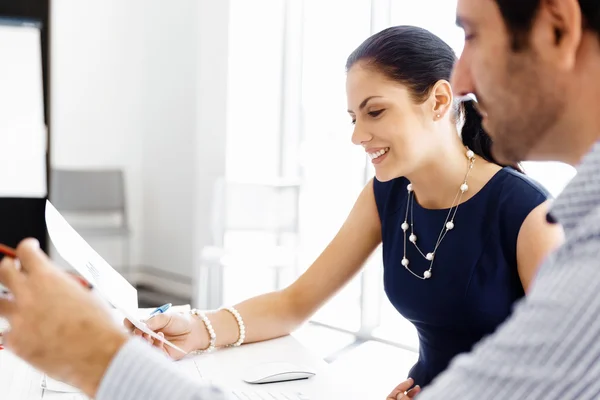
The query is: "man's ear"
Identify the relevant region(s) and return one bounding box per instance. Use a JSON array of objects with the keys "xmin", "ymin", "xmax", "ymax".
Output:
[{"xmin": 532, "ymin": 0, "xmax": 582, "ymax": 71}]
